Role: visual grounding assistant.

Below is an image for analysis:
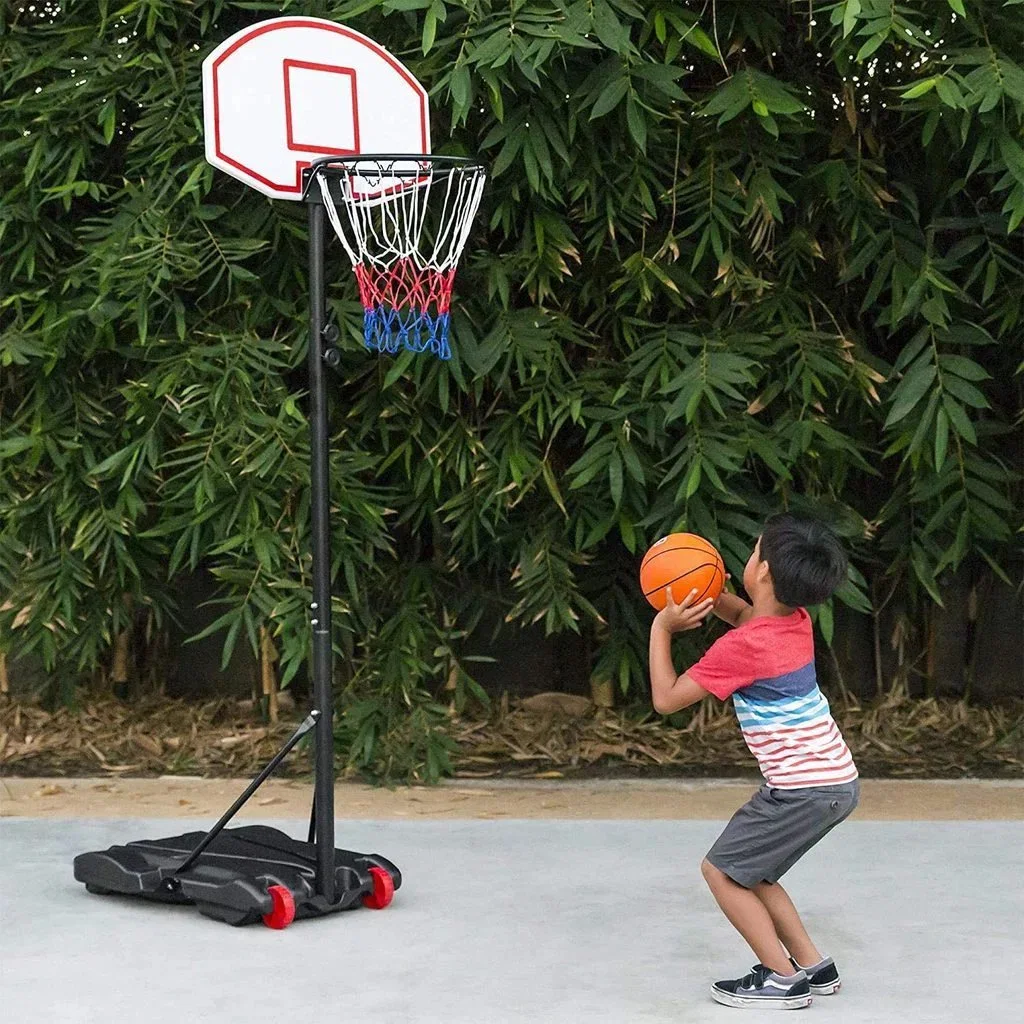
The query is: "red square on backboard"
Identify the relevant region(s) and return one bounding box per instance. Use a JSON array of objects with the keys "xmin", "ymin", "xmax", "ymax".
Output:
[{"xmin": 283, "ymin": 59, "xmax": 360, "ymax": 155}]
